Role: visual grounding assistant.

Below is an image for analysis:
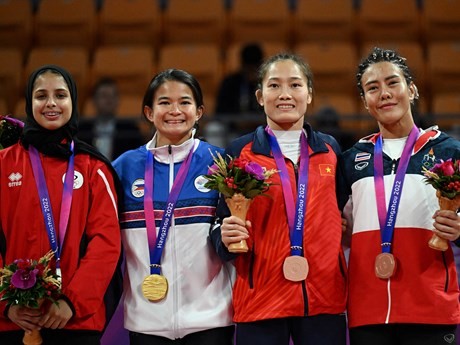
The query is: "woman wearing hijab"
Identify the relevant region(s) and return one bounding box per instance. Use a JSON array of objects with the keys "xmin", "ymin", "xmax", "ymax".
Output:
[{"xmin": 0, "ymin": 65, "xmax": 121, "ymax": 345}]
